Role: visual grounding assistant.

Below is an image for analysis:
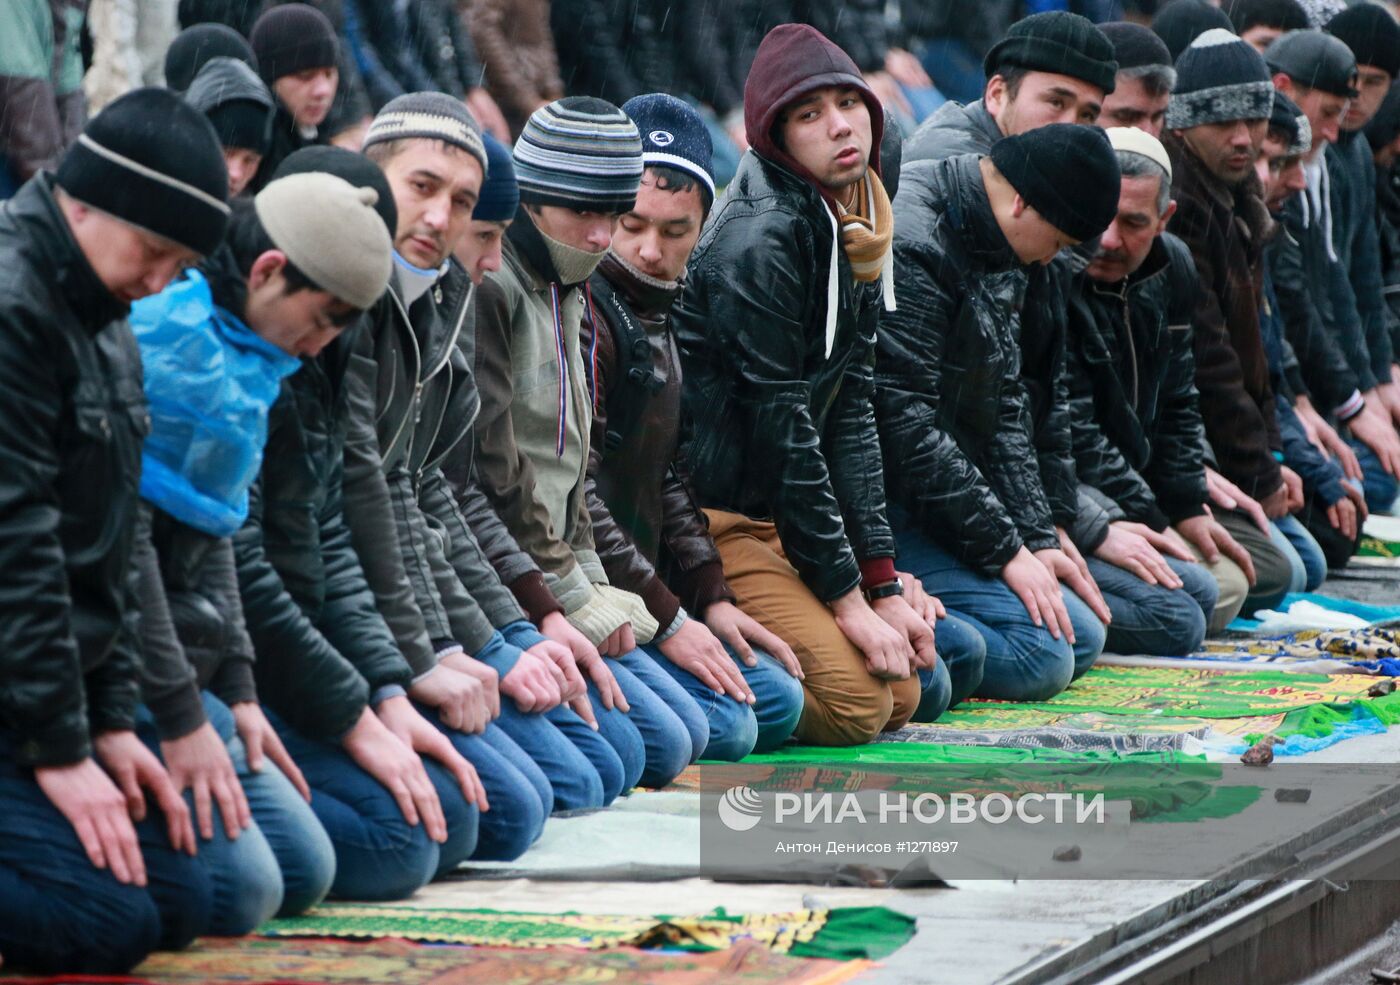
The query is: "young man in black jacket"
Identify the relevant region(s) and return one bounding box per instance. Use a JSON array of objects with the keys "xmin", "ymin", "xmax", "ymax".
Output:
[
  {"xmin": 0, "ymin": 89, "xmax": 225, "ymax": 975},
  {"xmin": 674, "ymin": 24, "xmax": 948, "ymax": 746},
  {"xmin": 877, "ymin": 124, "xmax": 1121, "ymax": 701},
  {"xmin": 581, "ymin": 94, "xmax": 806, "ymax": 757}
]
